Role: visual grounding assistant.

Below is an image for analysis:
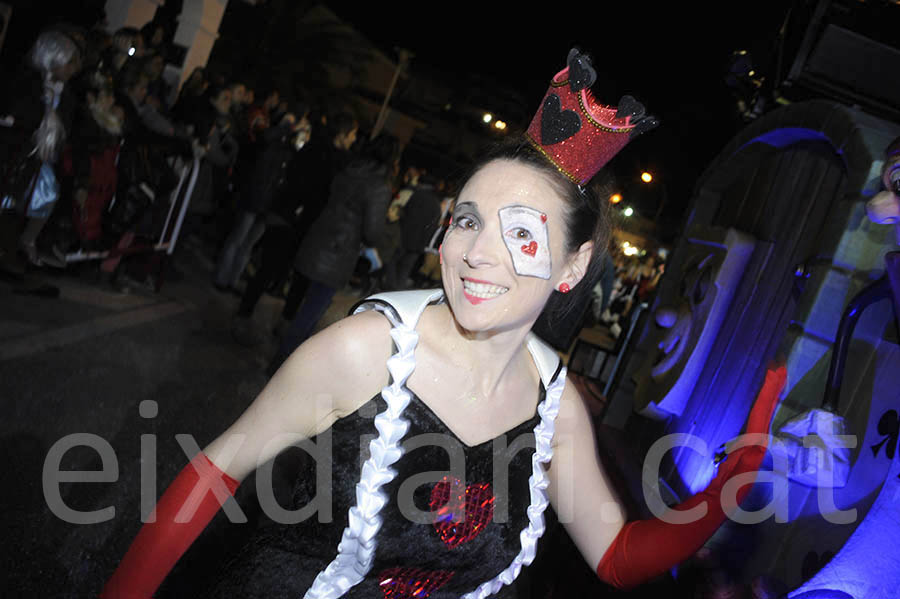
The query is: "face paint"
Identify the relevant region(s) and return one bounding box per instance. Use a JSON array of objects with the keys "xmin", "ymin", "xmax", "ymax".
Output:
[{"xmin": 498, "ymin": 205, "xmax": 551, "ymax": 279}]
